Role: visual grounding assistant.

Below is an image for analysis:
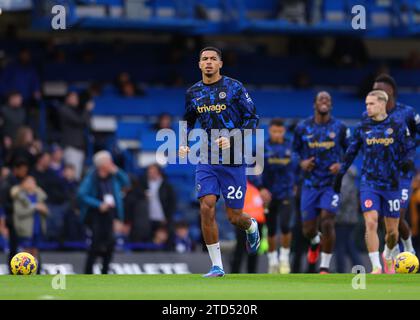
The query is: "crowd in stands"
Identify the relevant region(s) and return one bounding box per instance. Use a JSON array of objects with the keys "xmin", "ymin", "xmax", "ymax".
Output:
[{"xmin": 0, "ymin": 45, "xmax": 193, "ymax": 256}]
